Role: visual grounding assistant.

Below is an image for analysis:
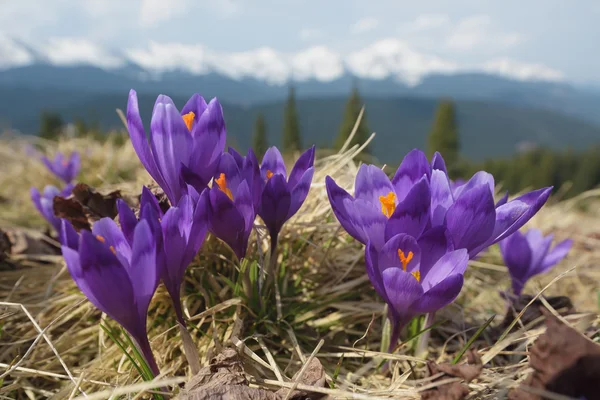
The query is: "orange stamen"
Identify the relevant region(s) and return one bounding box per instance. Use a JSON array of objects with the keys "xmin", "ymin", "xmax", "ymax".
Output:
[
  {"xmin": 266, "ymin": 170, "xmax": 274, "ymax": 179},
  {"xmin": 96, "ymin": 235, "xmax": 106, "ymax": 243},
  {"xmin": 109, "ymin": 246, "xmax": 116, "ymax": 255},
  {"xmin": 397, "ymin": 249, "xmax": 414, "ymax": 271},
  {"xmin": 379, "ymin": 192, "xmax": 397, "ymax": 218},
  {"xmin": 182, "ymin": 111, "xmax": 195, "ymax": 131},
  {"xmin": 215, "ymin": 173, "xmax": 234, "ymax": 201}
]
